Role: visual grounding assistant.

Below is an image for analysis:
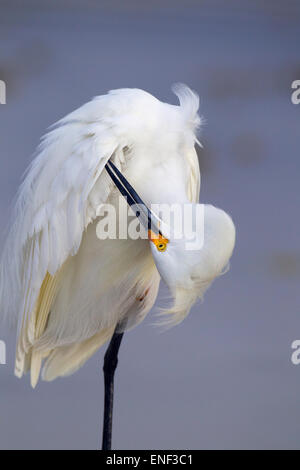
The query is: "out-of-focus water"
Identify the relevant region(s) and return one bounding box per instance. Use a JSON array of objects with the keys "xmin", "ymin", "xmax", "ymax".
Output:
[{"xmin": 0, "ymin": 0, "xmax": 300, "ymax": 449}]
